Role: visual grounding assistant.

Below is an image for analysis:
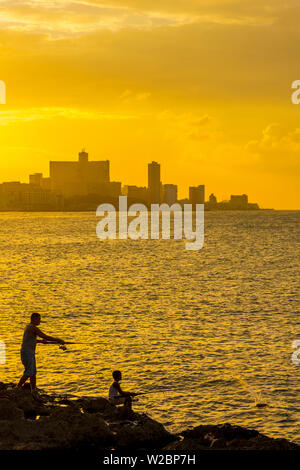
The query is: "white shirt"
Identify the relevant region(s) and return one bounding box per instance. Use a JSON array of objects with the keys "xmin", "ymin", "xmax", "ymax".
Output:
[{"xmin": 109, "ymin": 382, "xmax": 120, "ymax": 399}]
